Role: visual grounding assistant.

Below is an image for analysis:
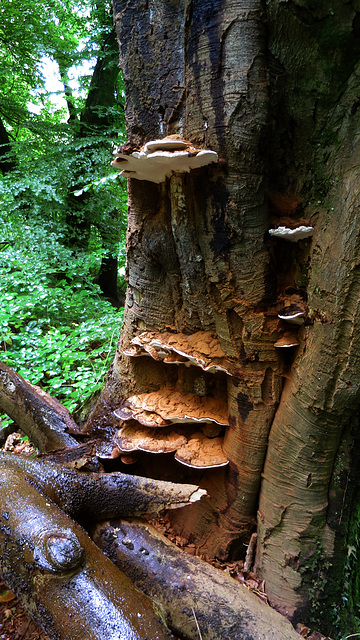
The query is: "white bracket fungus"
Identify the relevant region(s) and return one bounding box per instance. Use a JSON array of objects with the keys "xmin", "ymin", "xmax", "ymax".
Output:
[
  {"xmin": 112, "ymin": 135, "xmax": 218, "ymax": 183},
  {"xmin": 278, "ymin": 304, "xmax": 306, "ymax": 325},
  {"xmin": 268, "ymin": 225, "xmax": 314, "ymax": 242}
]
